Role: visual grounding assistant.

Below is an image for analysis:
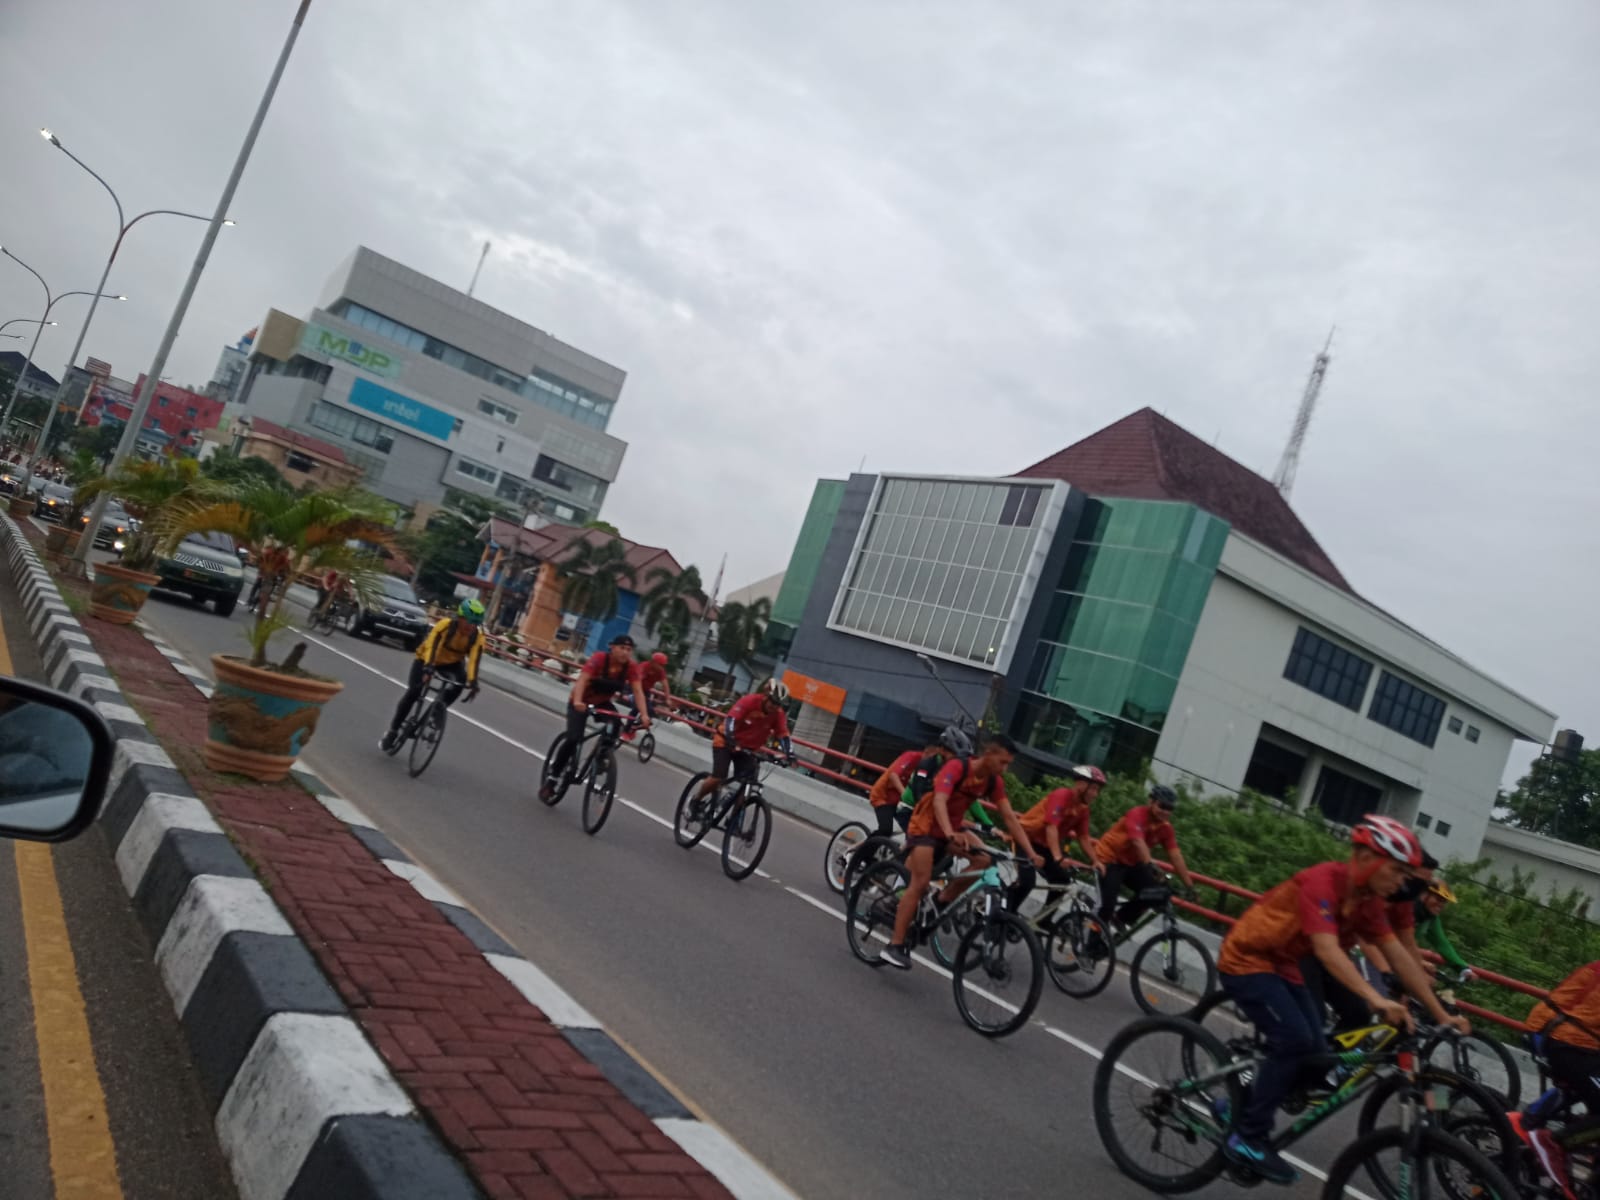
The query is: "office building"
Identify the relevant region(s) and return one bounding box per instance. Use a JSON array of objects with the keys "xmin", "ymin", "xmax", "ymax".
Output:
[
  {"xmin": 779, "ymin": 408, "xmax": 1555, "ymax": 860},
  {"xmin": 235, "ymin": 247, "xmax": 628, "ymax": 523}
]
